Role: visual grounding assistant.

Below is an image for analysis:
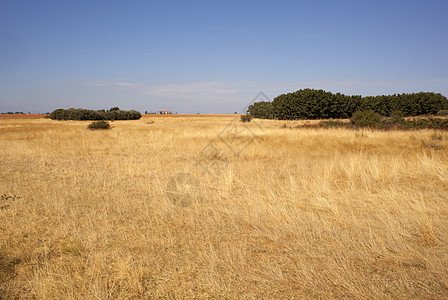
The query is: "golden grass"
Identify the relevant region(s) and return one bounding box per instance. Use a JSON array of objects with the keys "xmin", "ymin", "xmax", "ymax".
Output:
[
  {"xmin": 0, "ymin": 114, "xmax": 47, "ymax": 120},
  {"xmin": 1, "ymin": 115, "xmax": 448, "ymax": 299}
]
